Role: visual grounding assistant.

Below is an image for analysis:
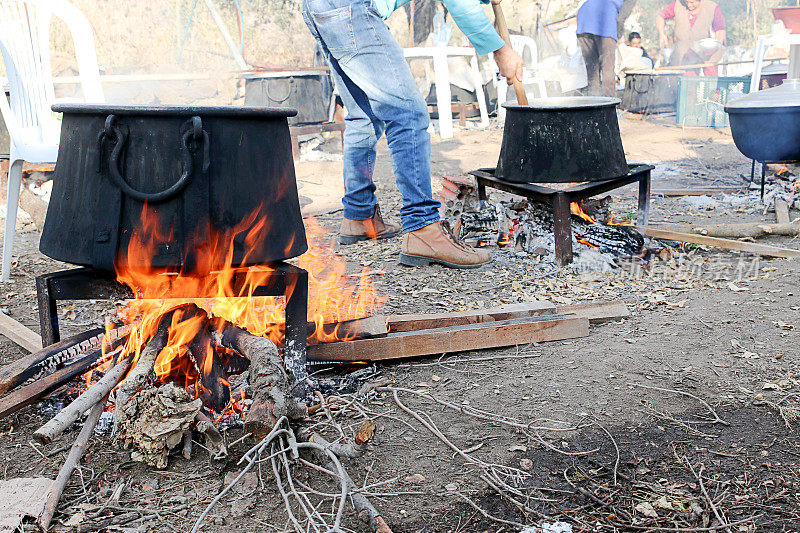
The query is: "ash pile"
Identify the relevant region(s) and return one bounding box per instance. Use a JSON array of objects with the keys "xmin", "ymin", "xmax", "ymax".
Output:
[{"xmin": 440, "ymin": 176, "xmax": 664, "ymax": 272}]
